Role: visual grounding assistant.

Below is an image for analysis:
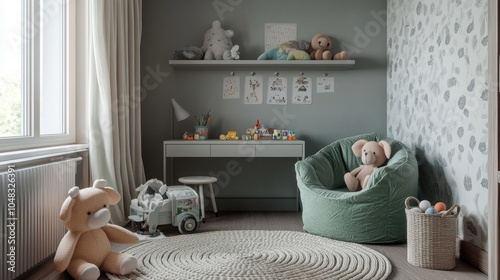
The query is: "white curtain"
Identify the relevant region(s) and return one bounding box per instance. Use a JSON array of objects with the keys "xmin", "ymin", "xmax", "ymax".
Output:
[{"xmin": 88, "ymin": 0, "xmax": 145, "ymax": 226}]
